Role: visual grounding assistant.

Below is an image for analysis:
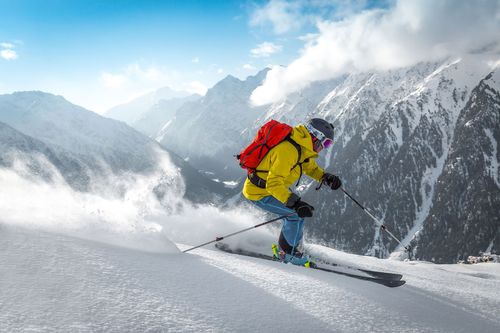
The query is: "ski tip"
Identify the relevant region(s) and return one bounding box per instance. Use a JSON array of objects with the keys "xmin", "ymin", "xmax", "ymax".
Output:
[{"xmin": 386, "ymin": 280, "xmax": 406, "ymax": 288}]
